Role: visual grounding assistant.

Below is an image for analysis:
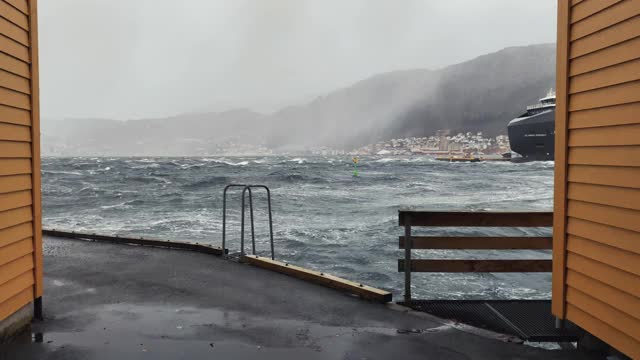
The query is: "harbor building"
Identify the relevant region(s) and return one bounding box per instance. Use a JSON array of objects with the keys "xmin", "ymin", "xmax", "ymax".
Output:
[{"xmin": 0, "ymin": 0, "xmax": 42, "ymax": 341}]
